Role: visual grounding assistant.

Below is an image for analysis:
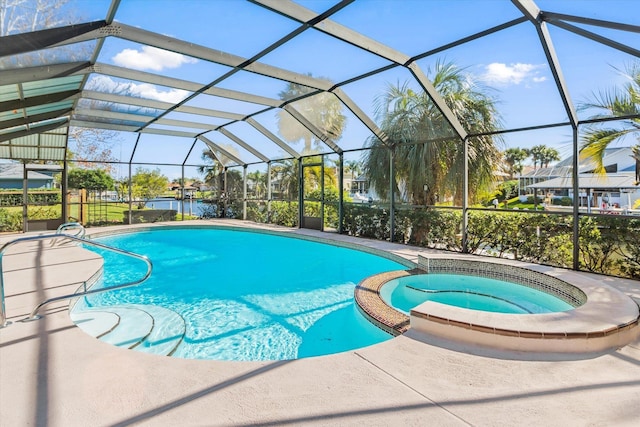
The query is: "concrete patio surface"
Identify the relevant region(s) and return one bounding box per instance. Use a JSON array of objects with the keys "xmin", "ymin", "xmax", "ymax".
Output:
[{"xmin": 1, "ymin": 220, "xmax": 640, "ymax": 426}]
